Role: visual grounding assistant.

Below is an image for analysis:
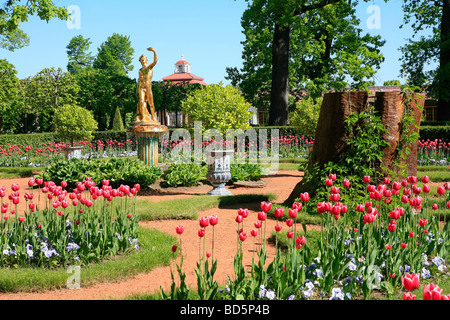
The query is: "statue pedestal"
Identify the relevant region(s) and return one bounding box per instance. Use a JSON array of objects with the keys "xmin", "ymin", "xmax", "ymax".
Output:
[{"xmin": 127, "ymin": 122, "xmax": 168, "ymax": 167}]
